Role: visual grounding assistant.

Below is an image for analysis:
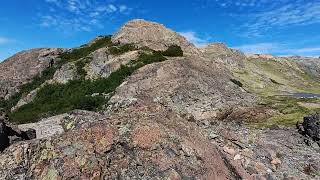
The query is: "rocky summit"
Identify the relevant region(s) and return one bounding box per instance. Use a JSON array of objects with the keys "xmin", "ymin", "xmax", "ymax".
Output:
[
  {"xmin": 0, "ymin": 48, "xmax": 65, "ymax": 100},
  {"xmin": 0, "ymin": 19, "xmax": 320, "ymax": 179}
]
